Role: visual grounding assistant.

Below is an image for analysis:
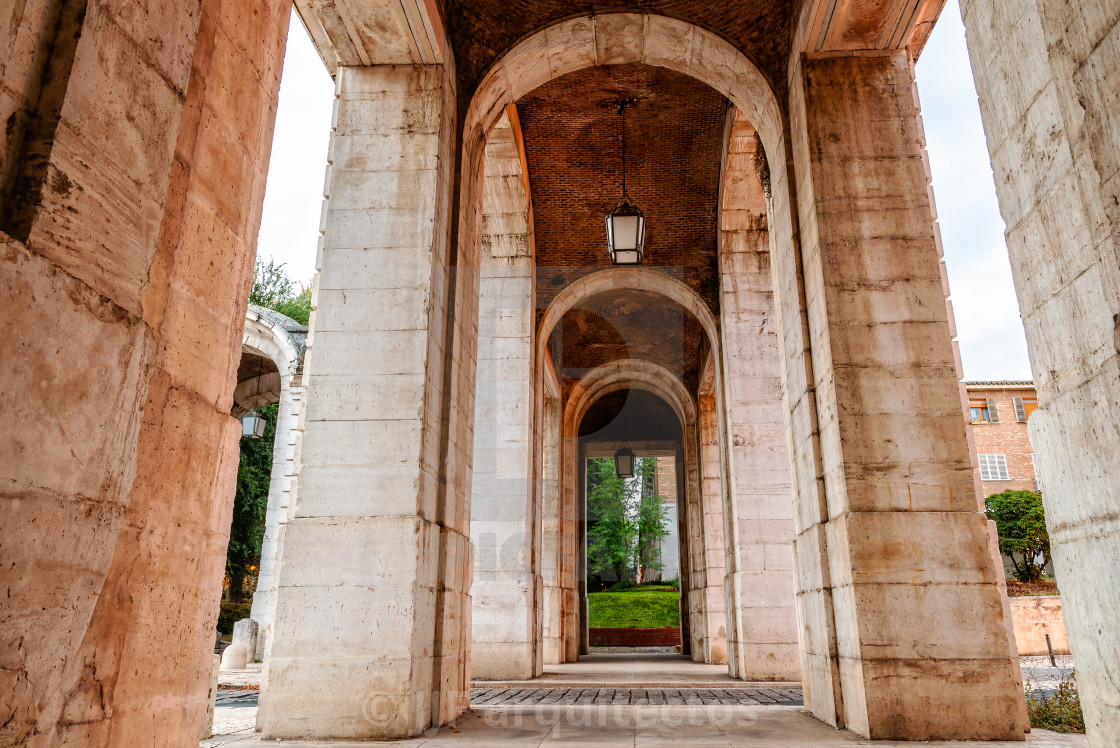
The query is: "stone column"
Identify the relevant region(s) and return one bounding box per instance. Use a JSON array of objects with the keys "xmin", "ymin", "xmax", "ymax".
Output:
[
  {"xmin": 540, "ymin": 396, "xmax": 568, "ymax": 664},
  {"xmin": 719, "ymin": 115, "xmax": 799, "ymax": 681},
  {"xmin": 249, "ymin": 373, "xmax": 304, "ymax": 660},
  {"xmin": 696, "ymin": 385, "xmax": 729, "ymax": 665},
  {"xmin": 0, "ymin": 0, "xmax": 287, "ymax": 742},
  {"xmin": 786, "ymin": 51, "xmax": 1026, "ymax": 739},
  {"xmin": 962, "ymin": 1, "xmax": 1120, "ymax": 741},
  {"xmin": 470, "ymin": 112, "xmax": 541, "ymax": 680},
  {"xmin": 257, "ymin": 63, "xmax": 469, "ymax": 739}
]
